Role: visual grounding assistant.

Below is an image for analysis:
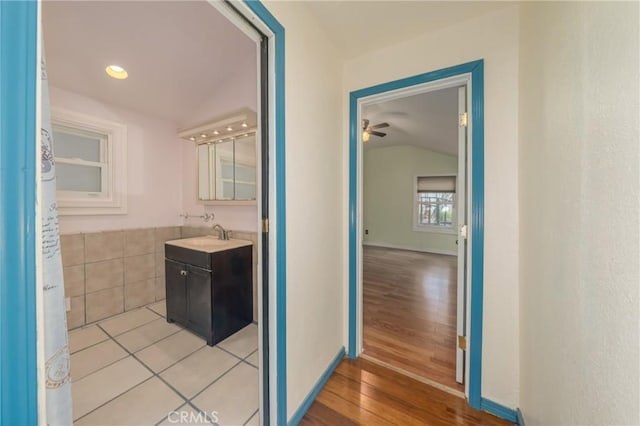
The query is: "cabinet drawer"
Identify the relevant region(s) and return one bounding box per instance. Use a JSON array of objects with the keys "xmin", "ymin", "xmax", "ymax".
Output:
[{"xmin": 165, "ymin": 244, "xmax": 212, "ymax": 270}]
